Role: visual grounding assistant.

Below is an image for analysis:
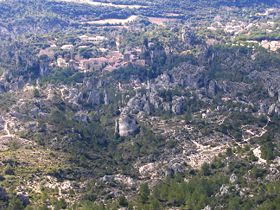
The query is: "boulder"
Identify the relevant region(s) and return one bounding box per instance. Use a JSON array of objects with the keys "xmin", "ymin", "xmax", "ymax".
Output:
[
  {"xmin": 230, "ymin": 173, "xmax": 238, "ymax": 184},
  {"xmin": 116, "ymin": 114, "xmax": 139, "ymax": 137},
  {"xmin": 101, "ymin": 175, "xmax": 113, "ymax": 183},
  {"xmin": 202, "ymin": 206, "xmax": 212, "ymax": 210}
]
